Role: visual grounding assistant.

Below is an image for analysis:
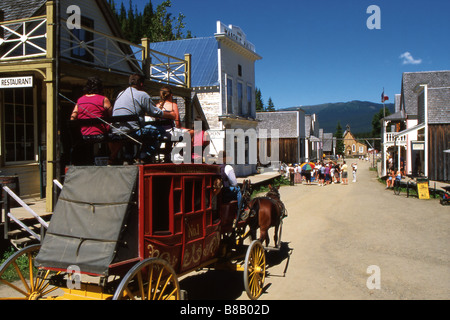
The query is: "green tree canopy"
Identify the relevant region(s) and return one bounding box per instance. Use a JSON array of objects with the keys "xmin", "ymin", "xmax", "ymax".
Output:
[
  {"xmin": 108, "ymin": 0, "xmax": 192, "ymax": 44},
  {"xmin": 334, "ymin": 121, "xmax": 344, "ymax": 155},
  {"xmin": 255, "ymin": 87, "xmax": 264, "ymax": 112},
  {"xmin": 266, "ymin": 97, "xmax": 275, "ymax": 112}
]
